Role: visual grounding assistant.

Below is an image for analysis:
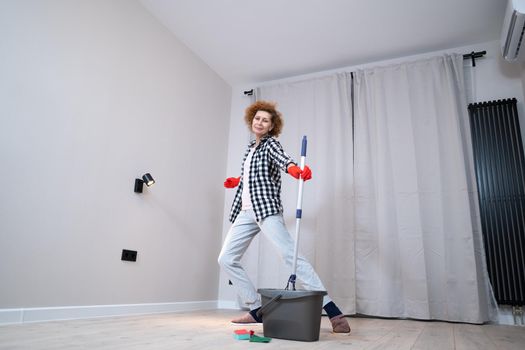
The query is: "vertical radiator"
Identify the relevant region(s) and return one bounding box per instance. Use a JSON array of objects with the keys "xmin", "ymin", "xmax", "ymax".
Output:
[{"xmin": 468, "ymin": 98, "xmax": 525, "ymax": 306}]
